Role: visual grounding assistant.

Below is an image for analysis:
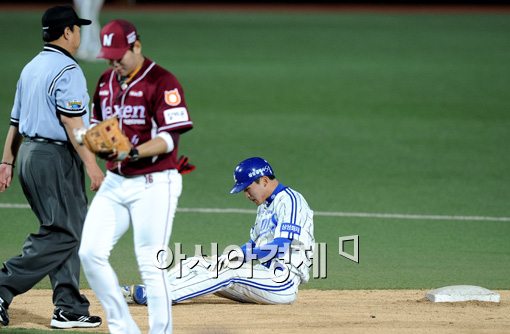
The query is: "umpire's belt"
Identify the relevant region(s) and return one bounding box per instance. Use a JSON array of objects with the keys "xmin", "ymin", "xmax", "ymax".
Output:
[{"xmin": 24, "ymin": 136, "xmax": 67, "ymax": 146}]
